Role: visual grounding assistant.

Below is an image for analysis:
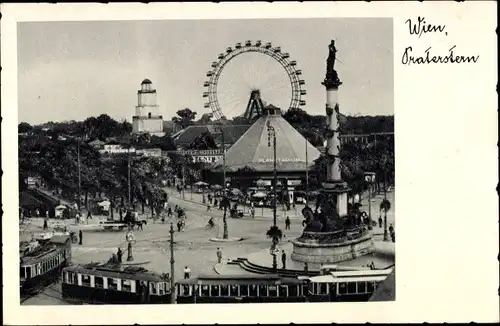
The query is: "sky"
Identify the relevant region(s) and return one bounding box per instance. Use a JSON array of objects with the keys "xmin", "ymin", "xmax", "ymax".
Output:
[{"xmin": 18, "ymin": 18, "xmax": 393, "ymax": 125}]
